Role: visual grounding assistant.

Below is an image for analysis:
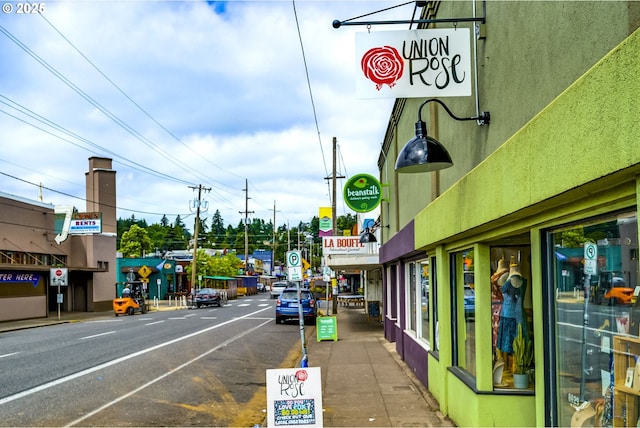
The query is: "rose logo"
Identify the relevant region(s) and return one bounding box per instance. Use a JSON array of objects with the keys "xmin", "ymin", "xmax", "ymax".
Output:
[
  {"xmin": 295, "ymin": 370, "xmax": 308, "ymax": 382},
  {"xmin": 361, "ymin": 46, "xmax": 404, "ymax": 91}
]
